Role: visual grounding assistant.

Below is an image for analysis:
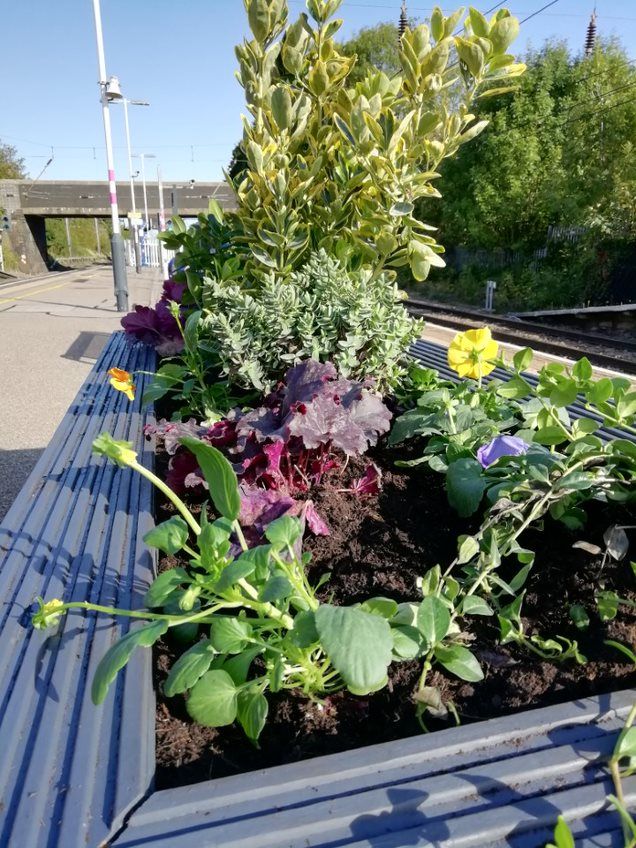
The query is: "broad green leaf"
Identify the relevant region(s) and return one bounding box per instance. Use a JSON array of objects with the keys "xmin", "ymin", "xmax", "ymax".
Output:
[
  {"xmin": 171, "ymin": 214, "xmax": 186, "ymax": 234},
  {"xmin": 260, "ymin": 574, "xmax": 293, "ymax": 602},
  {"xmin": 572, "ymin": 357, "xmax": 593, "ymax": 382},
  {"xmin": 489, "ymin": 14, "xmax": 519, "ymax": 53},
  {"xmin": 587, "ymin": 378, "xmax": 613, "ymax": 406},
  {"xmin": 164, "ymin": 638, "xmax": 216, "ymax": 696},
  {"xmin": 210, "ymin": 617, "xmax": 253, "ymax": 653},
  {"xmin": 144, "ymin": 567, "xmax": 190, "ymax": 608},
  {"xmin": 569, "ymin": 604, "xmax": 590, "ymax": 630},
  {"xmin": 315, "ymin": 604, "xmax": 393, "ymax": 695},
  {"xmin": 596, "ymin": 590, "xmax": 620, "ymax": 621},
  {"xmin": 461, "ymin": 596, "xmax": 494, "ymax": 616},
  {"xmin": 390, "ymin": 201, "xmax": 415, "ymax": 217},
  {"xmin": 550, "ymin": 379, "xmax": 578, "ymax": 408},
  {"xmin": 512, "ymin": 347, "xmax": 533, "ymax": 372},
  {"xmin": 549, "ymin": 816, "xmax": 575, "ymax": 848},
  {"xmin": 143, "ymin": 516, "xmax": 189, "ymax": 556},
  {"xmin": 264, "ymin": 515, "xmax": 301, "ymax": 550},
  {"xmin": 446, "ymin": 458, "xmax": 486, "ymax": 517},
  {"xmin": 417, "ymin": 596, "xmax": 451, "ymax": 646},
  {"xmin": 237, "ymin": 688, "xmax": 269, "ymax": 742},
  {"xmin": 179, "ymin": 437, "xmax": 240, "ymax": 521},
  {"xmin": 214, "ymin": 558, "xmax": 256, "ymax": 594},
  {"xmin": 361, "ymin": 597, "xmax": 399, "ymax": 619},
  {"xmin": 615, "ymin": 727, "xmax": 636, "ymax": 761},
  {"xmin": 533, "ymin": 426, "xmax": 566, "ymax": 446},
  {"xmin": 290, "ymin": 610, "xmax": 319, "ymax": 648},
  {"xmin": 434, "ymin": 644, "xmax": 484, "ymax": 682},
  {"xmin": 222, "ymin": 646, "xmax": 262, "ymax": 685},
  {"xmin": 92, "ymin": 620, "xmax": 169, "ymax": 704},
  {"xmin": 469, "ymin": 7, "xmax": 489, "ymax": 37},
  {"xmin": 186, "ymin": 669, "xmax": 238, "ymax": 727},
  {"xmin": 457, "ymin": 535, "xmax": 480, "ymax": 564},
  {"xmin": 391, "ymin": 624, "xmax": 426, "ymax": 659}
]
